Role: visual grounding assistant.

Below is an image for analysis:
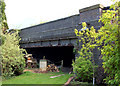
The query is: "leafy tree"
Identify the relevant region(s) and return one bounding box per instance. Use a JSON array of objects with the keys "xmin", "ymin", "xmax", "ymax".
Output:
[
  {"xmin": 1, "ymin": 31, "xmax": 27, "ymax": 77},
  {"xmin": 73, "ymin": 22, "xmax": 98, "ymax": 83},
  {"xmin": 0, "ymin": 0, "xmax": 8, "ymax": 45},
  {"xmin": 73, "ymin": 1, "xmax": 120, "ymax": 85},
  {"xmin": 0, "ymin": 0, "xmax": 27, "ymax": 78},
  {"xmin": 97, "ymin": 1, "xmax": 120, "ymax": 84},
  {"xmin": 0, "ymin": 0, "xmax": 8, "ymax": 33}
]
